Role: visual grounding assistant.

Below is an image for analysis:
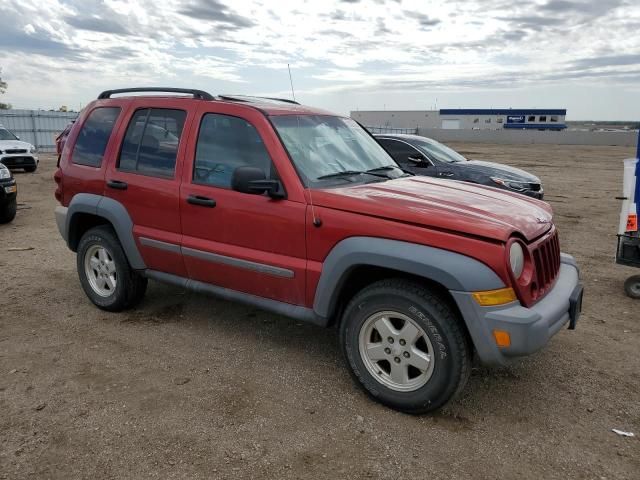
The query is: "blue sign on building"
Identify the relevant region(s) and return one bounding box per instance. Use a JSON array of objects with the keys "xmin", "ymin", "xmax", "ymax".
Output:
[{"xmin": 507, "ymin": 115, "xmax": 525, "ymax": 124}]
